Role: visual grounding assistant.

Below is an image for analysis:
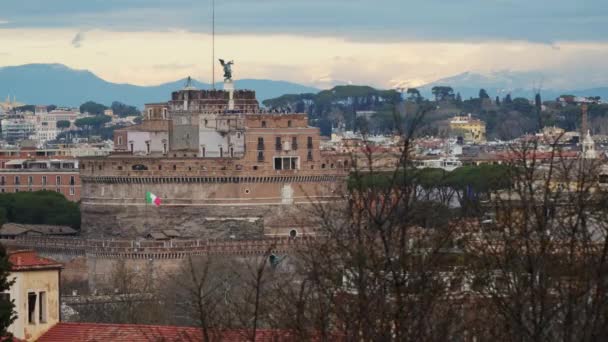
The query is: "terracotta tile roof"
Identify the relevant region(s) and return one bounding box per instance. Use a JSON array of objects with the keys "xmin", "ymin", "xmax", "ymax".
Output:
[
  {"xmin": 38, "ymin": 323, "xmax": 305, "ymax": 342},
  {"xmin": 8, "ymin": 250, "xmax": 62, "ymax": 271}
]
